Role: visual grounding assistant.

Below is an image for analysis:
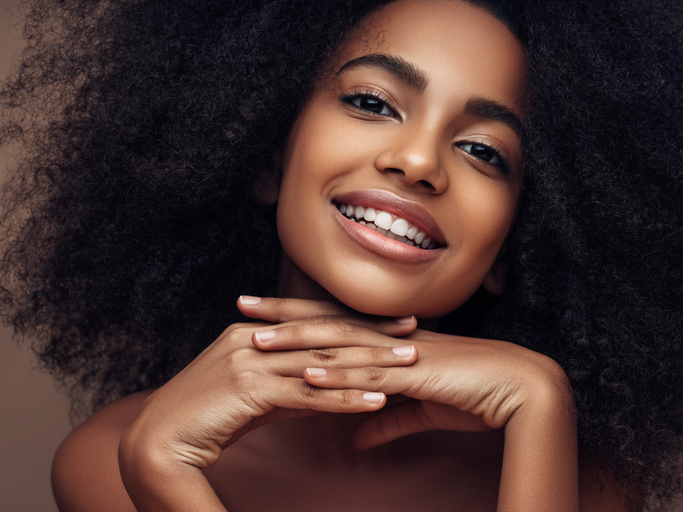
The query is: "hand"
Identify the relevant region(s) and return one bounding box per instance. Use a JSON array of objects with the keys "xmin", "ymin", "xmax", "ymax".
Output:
[
  {"xmin": 120, "ymin": 296, "xmax": 418, "ymax": 470},
  {"xmin": 253, "ymin": 326, "xmax": 574, "ymax": 448},
  {"xmin": 252, "ymin": 320, "xmax": 579, "ymax": 511}
]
